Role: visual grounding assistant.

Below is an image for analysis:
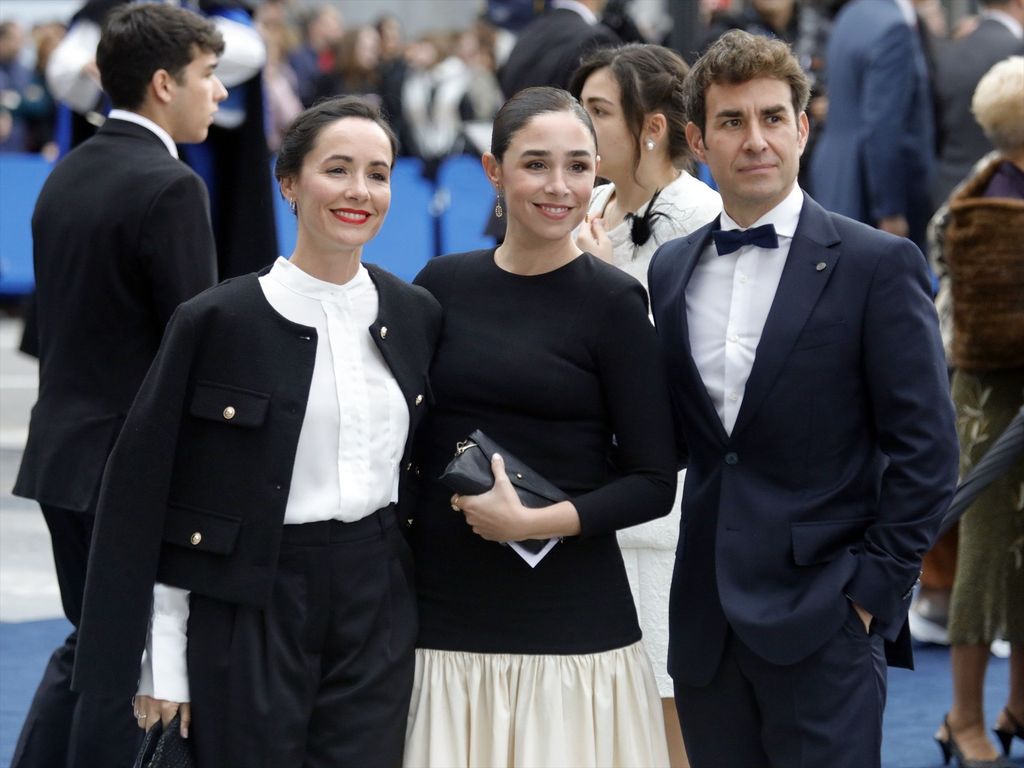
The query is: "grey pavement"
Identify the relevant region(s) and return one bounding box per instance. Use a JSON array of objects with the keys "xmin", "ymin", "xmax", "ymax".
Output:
[{"xmin": 0, "ymin": 317, "xmax": 61, "ymax": 622}]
